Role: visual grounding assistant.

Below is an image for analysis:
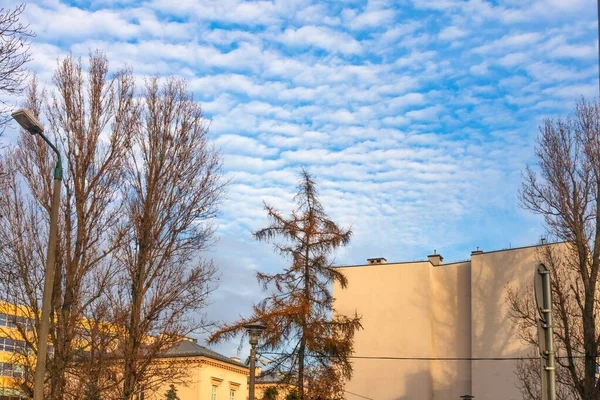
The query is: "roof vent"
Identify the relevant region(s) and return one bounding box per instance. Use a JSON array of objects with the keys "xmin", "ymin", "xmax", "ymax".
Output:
[
  {"xmin": 427, "ymin": 249, "xmax": 443, "ymax": 266},
  {"xmin": 367, "ymin": 257, "xmax": 387, "ymax": 265},
  {"xmin": 471, "ymin": 246, "xmax": 483, "ymax": 256}
]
